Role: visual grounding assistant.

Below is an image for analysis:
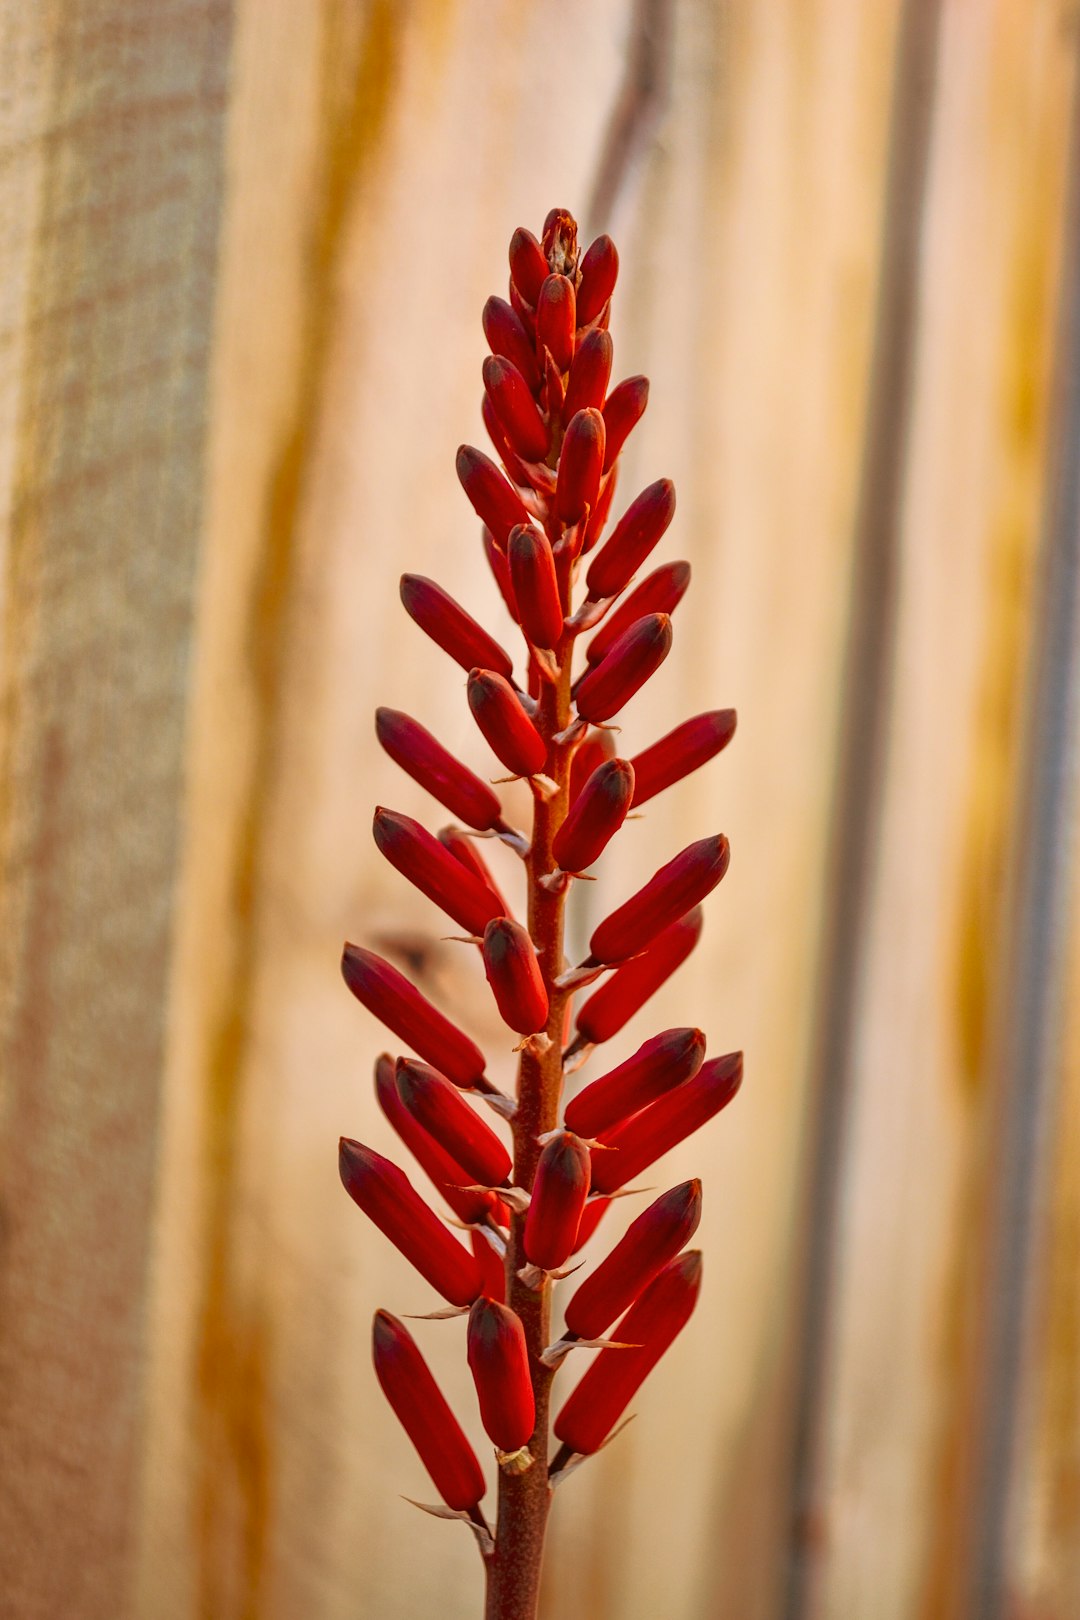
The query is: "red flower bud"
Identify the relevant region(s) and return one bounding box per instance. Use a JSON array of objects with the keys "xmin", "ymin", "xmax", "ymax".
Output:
[
  {"xmin": 400, "ymin": 572, "xmax": 514, "ymax": 680},
  {"xmin": 585, "ymin": 478, "xmax": 676, "ymax": 601},
  {"xmin": 467, "ymin": 669, "xmax": 548, "ymax": 778},
  {"xmin": 373, "ymin": 807, "xmax": 505, "ymax": 935},
  {"xmin": 471, "ymin": 1228, "xmax": 507, "ymax": 1301},
  {"xmin": 628, "ymin": 709, "xmax": 738, "ymax": 807},
  {"xmin": 573, "ymin": 1196, "xmax": 610, "ymax": 1252},
  {"xmin": 564, "ymin": 1027, "xmax": 706, "ymax": 1138},
  {"xmin": 563, "ymin": 329, "xmax": 613, "ymax": 419},
  {"xmin": 555, "ymin": 408, "xmax": 605, "ymax": 525},
  {"xmin": 574, "ymin": 613, "xmax": 673, "ymax": 724},
  {"xmin": 508, "ymin": 525, "xmax": 564, "ymax": 651},
  {"xmin": 456, "ymin": 444, "xmax": 530, "ymax": 545},
  {"xmin": 564, "ymin": 1179, "xmax": 703, "ymax": 1340},
  {"xmin": 509, "ymin": 278, "xmax": 537, "ymax": 335},
  {"xmin": 467, "ymin": 1297, "xmax": 535, "ymax": 1452},
  {"xmin": 340, "ymin": 1140, "xmax": 483, "ymax": 1305},
  {"xmin": 553, "ymin": 1251, "xmax": 703, "ymax": 1455},
  {"xmin": 576, "ymin": 233, "xmax": 619, "ymax": 325},
  {"xmin": 375, "ymin": 708, "xmax": 505, "ymax": 833},
  {"xmin": 482, "ymin": 527, "xmax": 520, "ymax": 623},
  {"xmin": 601, "ymin": 376, "xmax": 649, "ymax": 471},
  {"xmin": 582, "ymin": 465, "xmax": 618, "ymax": 555},
  {"xmin": 589, "ymin": 834, "xmax": 729, "ymax": 964},
  {"xmin": 483, "ymin": 355, "xmax": 549, "ymax": 462},
  {"xmin": 574, "ymin": 908, "xmax": 704, "ymax": 1047},
  {"xmin": 523, "ymin": 1132, "xmax": 591, "ymax": 1271},
  {"xmin": 586, "ymin": 561, "xmax": 691, "ymax": 666},
  {"xmin": 569, "ymin": 729, "xmax": 616, "ymax": 808},
  {"xmin": 375, "ymin": 1054, "xmax": 503, "ymax": 1227},
  {"xmin": 395, "ymin": 1058, "xmax": 512, "ymax": 1188},
  {"xmin": 551, "ymin": 757, "xmax": 634, "ymax": 873},
  {"xmin": 373, "ymin": 1310, "xmax": 487, "ymax": 1511},
  {"xmin": 482, "ymin": 917, "xmax": 549, "ymax": 1035},
  {"xmin": 542, "ymin": 207, "xmax": 579, "ymax": 276},
  {"xmin": 342, "ymin": 943, "xmax": 488, "ymax": 1089},
  {"xmin": 483, "ymin": 294, "xmax": 540, "ymax": 391},
  {"xmin": 536, "ymin": 274, "xmax": 576, "ymax": 372},
  {"xmin": 437, "ymin": 826, "xmax": 512, "ymax": 917},
  {"xmin": 509, "ymin": 226, "xmax": 548, "ymax": 305},
  {"xmin": 589, "ymin": 1052, "xmax": 743, "ymax": 1195},
  {"xmin": 482, "ymin": 392, "xmax": 533, "ymax": 490}
]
